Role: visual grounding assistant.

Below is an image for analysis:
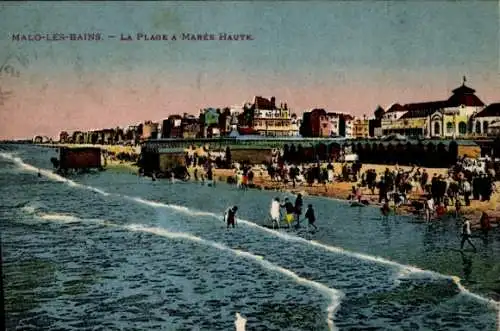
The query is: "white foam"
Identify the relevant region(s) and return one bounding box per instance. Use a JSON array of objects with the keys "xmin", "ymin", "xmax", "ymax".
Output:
[
  {"xmin": 125, "ymin": 223, "xmax": 343, "ymax": 330},
  {"xmin": 0, "ymin": 152, "xmax": 109, "ymax": 196},
  {"xmin": 29, "ymin": 212, "xmax": 344, "ymax": 331},
  {"xmin": 129, "ymin": 197, "xmax": 215, "ymax": 217},
  {"xmin": 122, "ymin": 197, "xmax": 499, "ymax": 308},
  {"xmin": 20, "ymin": 201, "xmax": 43, "ymax": 215},
  {"xmin": 39, "ymin": 213, "xmax": 81, "ymax": 223}
]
